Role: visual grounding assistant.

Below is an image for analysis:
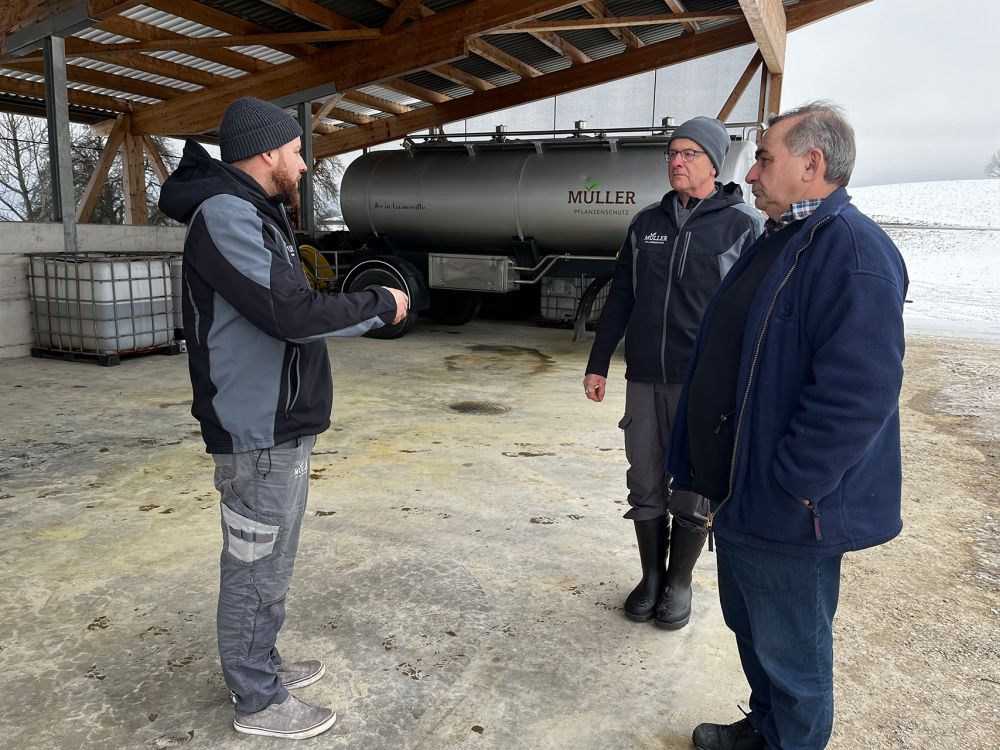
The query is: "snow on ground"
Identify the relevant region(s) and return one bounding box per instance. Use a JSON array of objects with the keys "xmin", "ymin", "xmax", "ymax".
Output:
[
  {"xmin": 850, "ymin": 178, "xmax": 1000, "ymax": 228},
  {"xmin": 849, "ymin": 179, "xmax": 1000, "ymax": 338}
]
